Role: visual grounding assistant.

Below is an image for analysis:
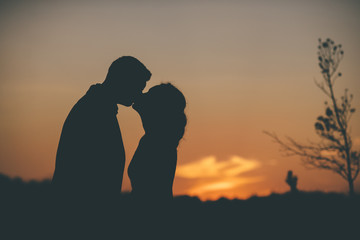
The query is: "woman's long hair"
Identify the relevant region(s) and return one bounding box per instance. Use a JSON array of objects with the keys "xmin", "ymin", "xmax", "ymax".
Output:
[{"xmin": 148, "ymin": 83, "xmax": 187, "ymax": 147}]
